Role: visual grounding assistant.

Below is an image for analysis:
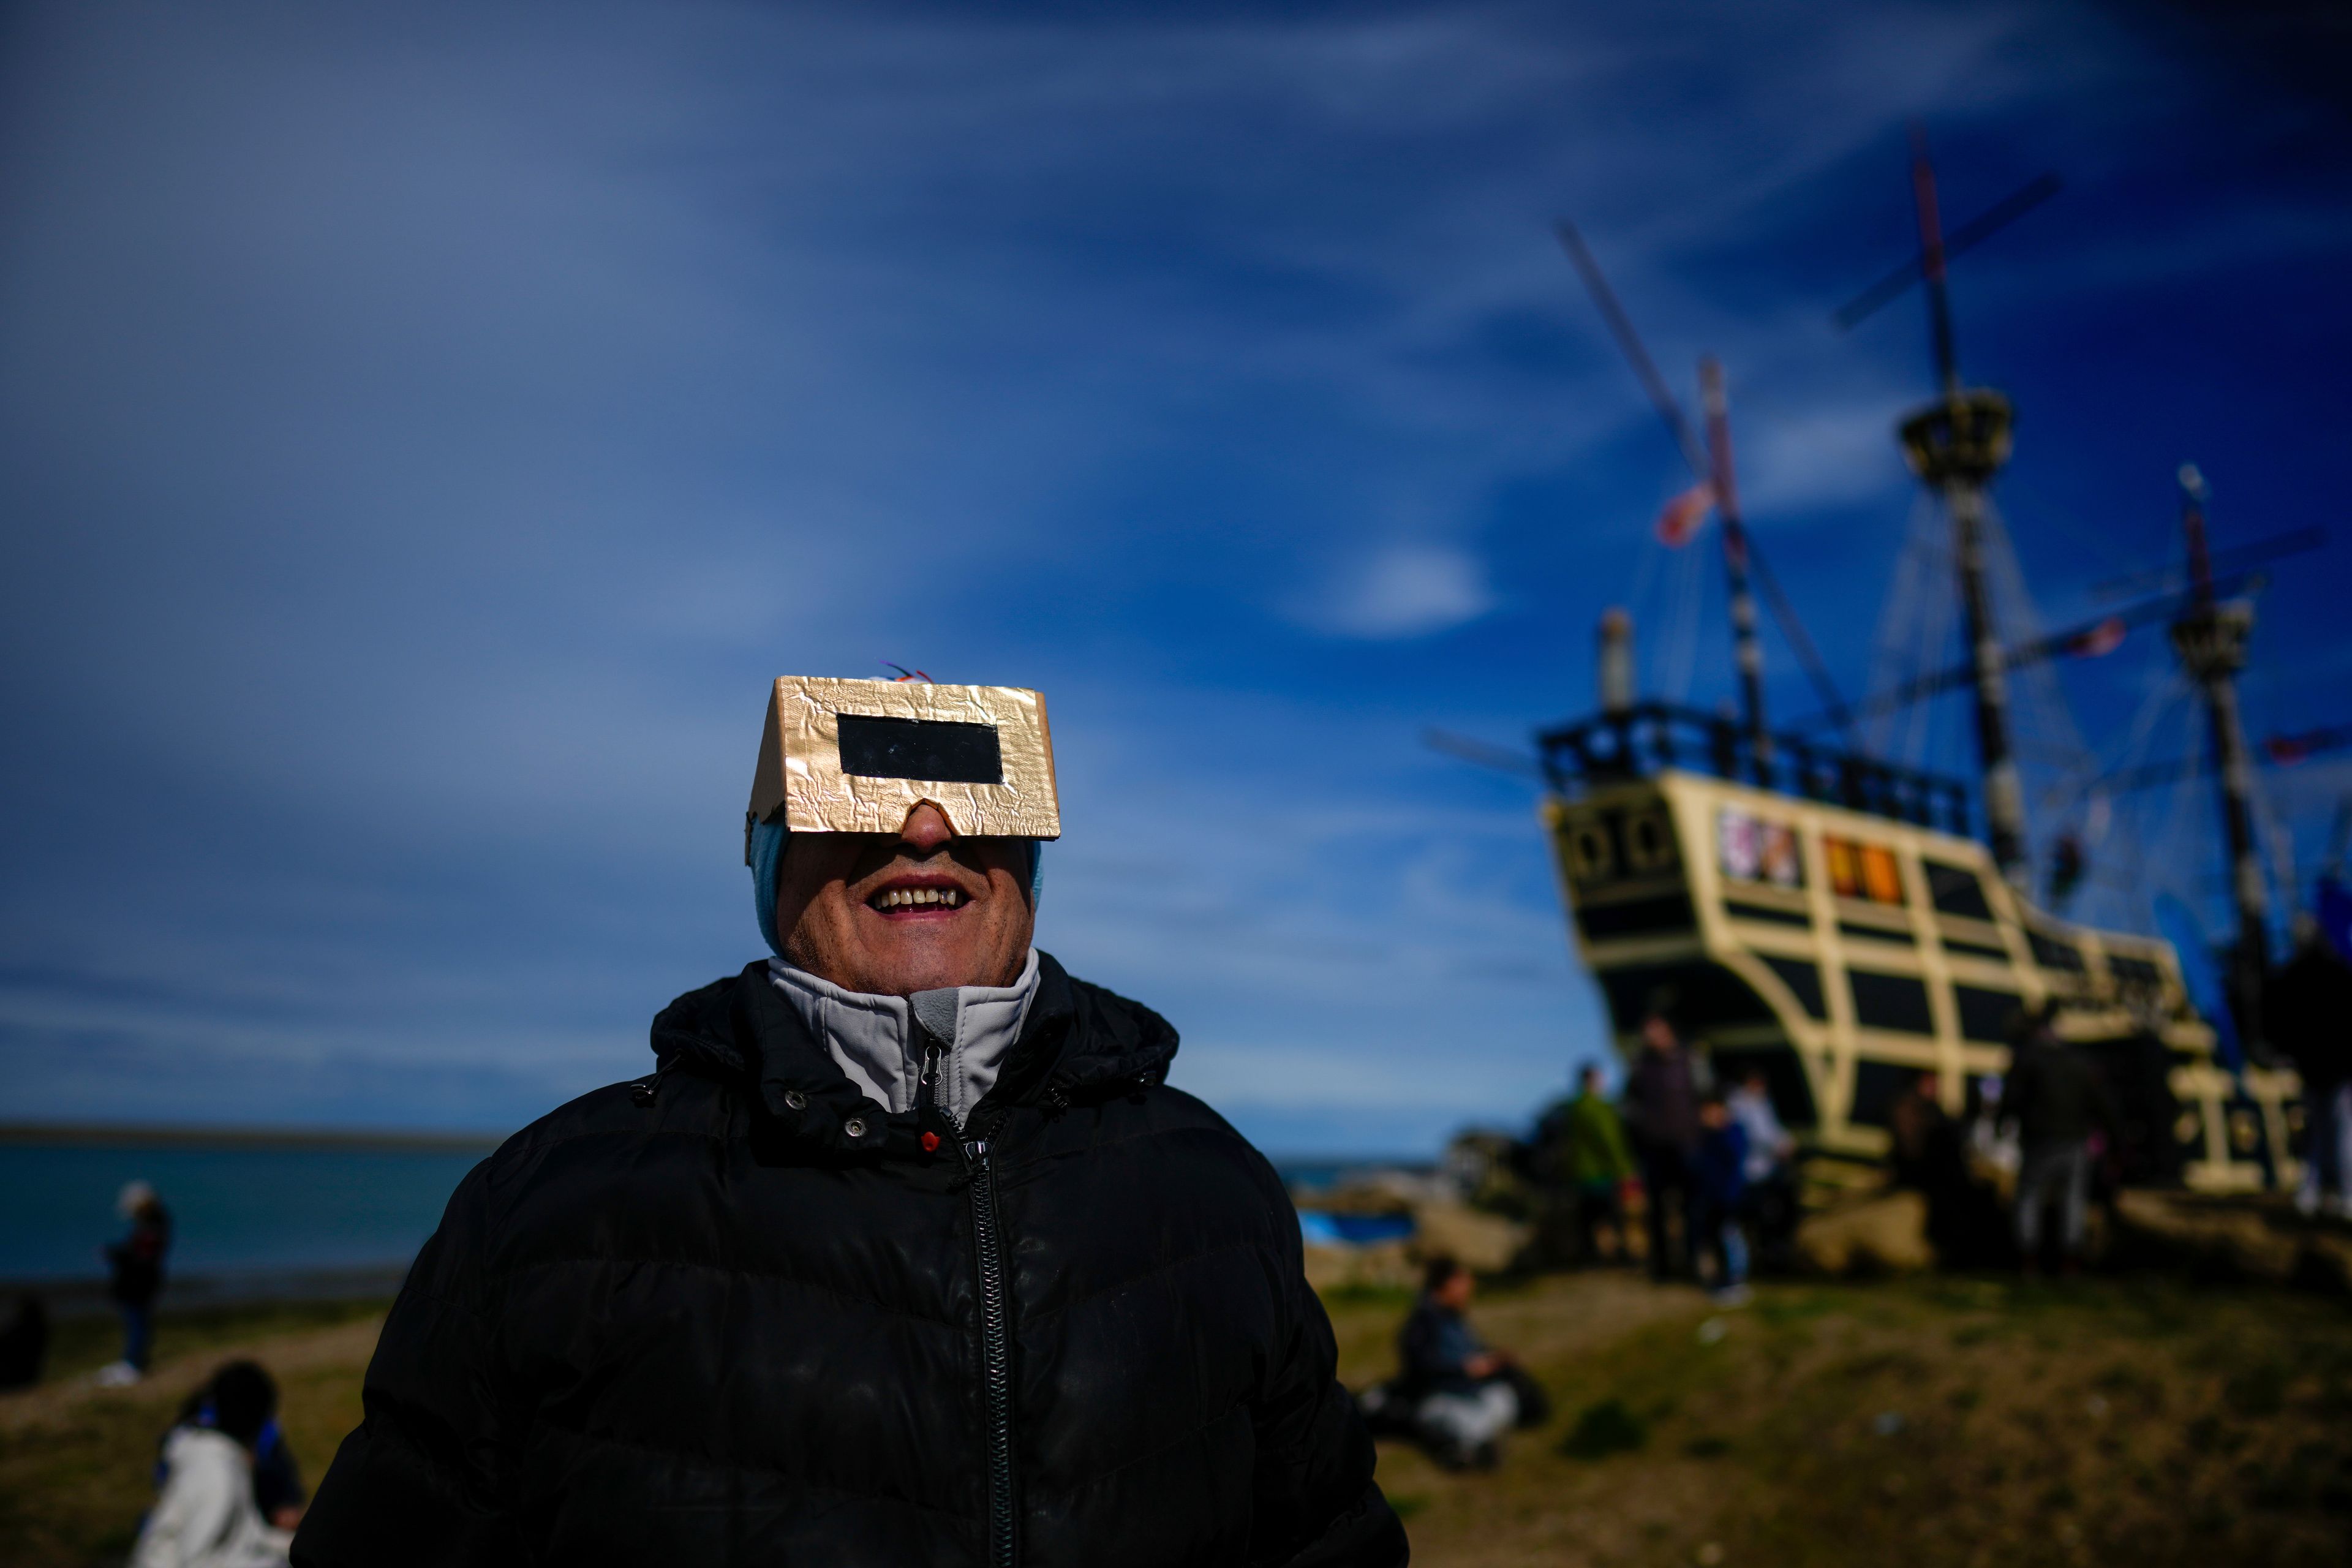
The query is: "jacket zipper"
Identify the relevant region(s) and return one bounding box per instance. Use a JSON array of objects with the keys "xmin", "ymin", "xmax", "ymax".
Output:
[{"xmin": 962, "ymin": 1121, "xmax": 1018, "ymax": 1567}]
